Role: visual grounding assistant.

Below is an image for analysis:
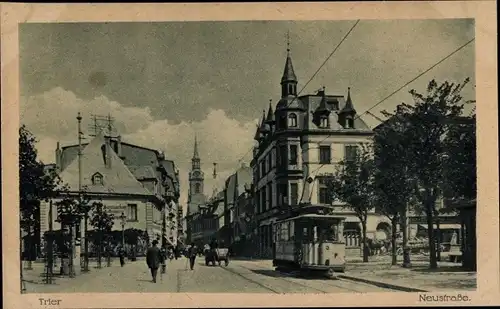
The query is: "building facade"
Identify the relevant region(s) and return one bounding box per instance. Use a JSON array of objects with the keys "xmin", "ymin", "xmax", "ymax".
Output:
[
  {"xmin": 39, "ymin": 130, "xmax": 181, "ymax": 273},
  {"xmin": 223, "ymin": 165, "xmax": 253, "ymax": 247},
  {"xmin": 250, "ymin": 46, "xmax": 389, "ymax": 258}
]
